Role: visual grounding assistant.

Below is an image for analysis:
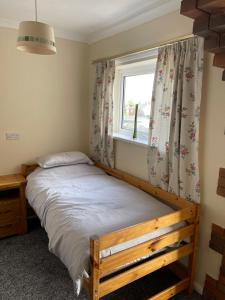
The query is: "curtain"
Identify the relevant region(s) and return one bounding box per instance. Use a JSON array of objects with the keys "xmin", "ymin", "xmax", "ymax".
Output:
[
  {"xmin": 147, "ymin": 37, "xmax": 204, "ymax": 203},
  {"xmin": 90, "ymin": 60, "xmax": 115, "ymax": 168}
]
